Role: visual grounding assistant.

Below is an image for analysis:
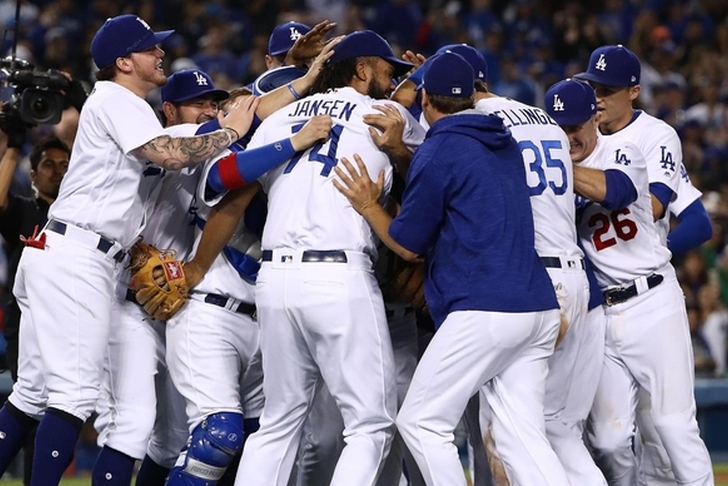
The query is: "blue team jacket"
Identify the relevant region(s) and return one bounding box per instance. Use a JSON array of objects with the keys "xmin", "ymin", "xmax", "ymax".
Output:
[{"xmin": 389, "ymin": 110, "xmax": 559, "ymax": 327}]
